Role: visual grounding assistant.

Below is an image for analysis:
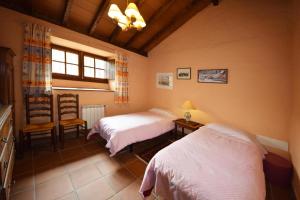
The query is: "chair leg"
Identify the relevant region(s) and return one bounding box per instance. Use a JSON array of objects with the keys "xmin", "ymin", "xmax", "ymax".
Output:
[
  {"xmin": 26, "ymin": 134, "xmax": 31, "ymax": 149},
  {"xmin": 84, "ymin": 121, "xmax": 88, "ymax": 142},
  {"xmin": 59, "ymin": 125, "xmax": 62, "ymax": 142},
  {"xmin": 61, "ymin": 125, "xmax": 65, "ymax": 149},
  {"xmin": 76, "ymin": 125, "xmax": 79, "ymax": 138},
  {"xmin": 51, "ymin": 128, "xmax": 57, "ymax": 152},
  {"xmin": 19, "ymin": 130, "xmax": 24, "ymax": 157}
]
